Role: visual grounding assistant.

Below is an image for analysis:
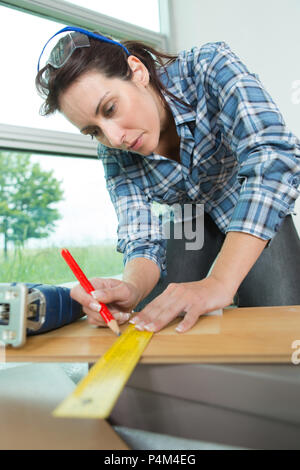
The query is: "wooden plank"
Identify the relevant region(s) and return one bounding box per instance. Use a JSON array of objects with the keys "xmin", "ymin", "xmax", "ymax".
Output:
[
  {"xmin": 4, "ymin": 306, "xmax": 300, "ymax": 363},
  {"xmin": 0, "ymin": 364, "xmax": 129, "ymax": 450}
]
